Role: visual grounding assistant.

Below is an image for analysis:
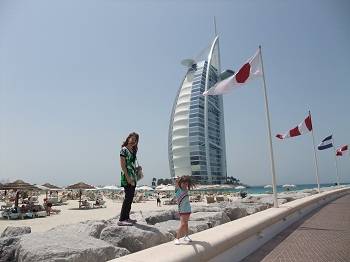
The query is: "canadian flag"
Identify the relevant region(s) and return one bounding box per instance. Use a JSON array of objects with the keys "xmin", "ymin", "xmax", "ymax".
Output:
[
  {"xmin": 336, "ymin": 145, "xmax": 348, "ymax": 156},
  {"xmin": 276, "ymin": 115, "xmax": 312, "ymax": 140},
  {"xmin": 203, "ymin": 49, "xmax": 262, "ymax": 96}
]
